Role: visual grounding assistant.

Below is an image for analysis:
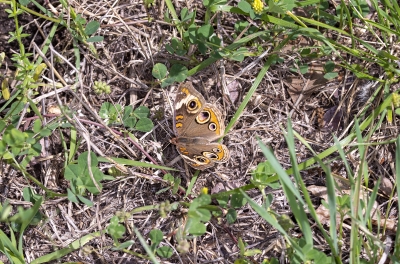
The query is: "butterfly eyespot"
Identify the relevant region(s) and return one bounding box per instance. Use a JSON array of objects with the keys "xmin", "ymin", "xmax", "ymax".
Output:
[
  {"xmin": 208, "ymin": 123, "xmax": 217, "ymax": 131},
  {"xmin": 195, "ymin": 156, "xmax": 208, "ymax": 163},
  {"xmin": 212, "ymin": 147, "xmax": 222, "ymax": 153},
  {"xmin": 203, "ymin": 152, "xmax": 218, "ymax": 160},
  {"xmin": 188, "ymin": 99, "xmax": 200, "ymax": 111},
  {"xmin": 196, "ymin": 110, "xmax": 211, "ymax": 124}
]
